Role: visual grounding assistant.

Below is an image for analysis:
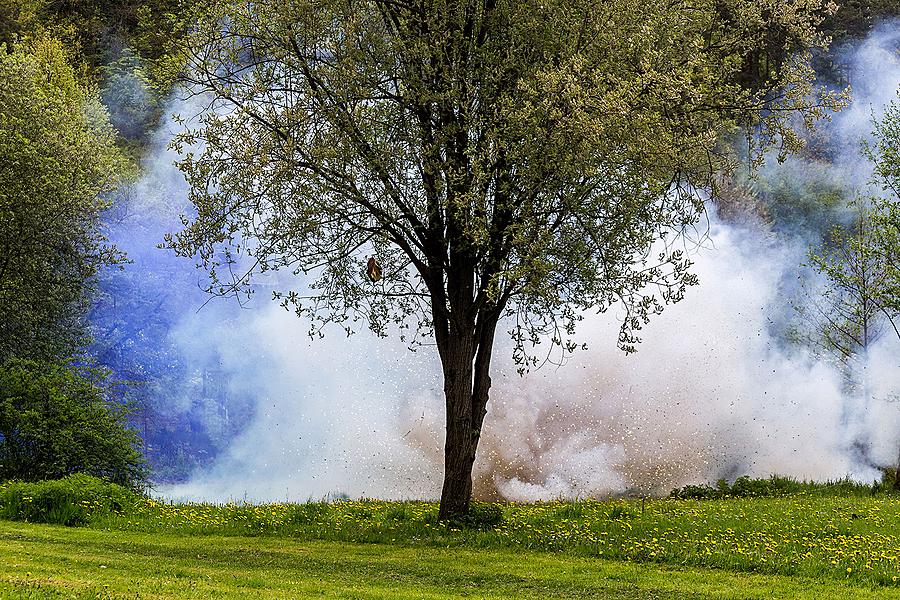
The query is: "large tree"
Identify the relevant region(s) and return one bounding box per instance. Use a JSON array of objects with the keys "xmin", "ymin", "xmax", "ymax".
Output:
[
  {"xmin": 0, "ymin": 37, "xmax": 125, "ymax": 362},
  {"xmin": 169, "ymin": 0, "xmax": 839, "ymax": 517}
]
